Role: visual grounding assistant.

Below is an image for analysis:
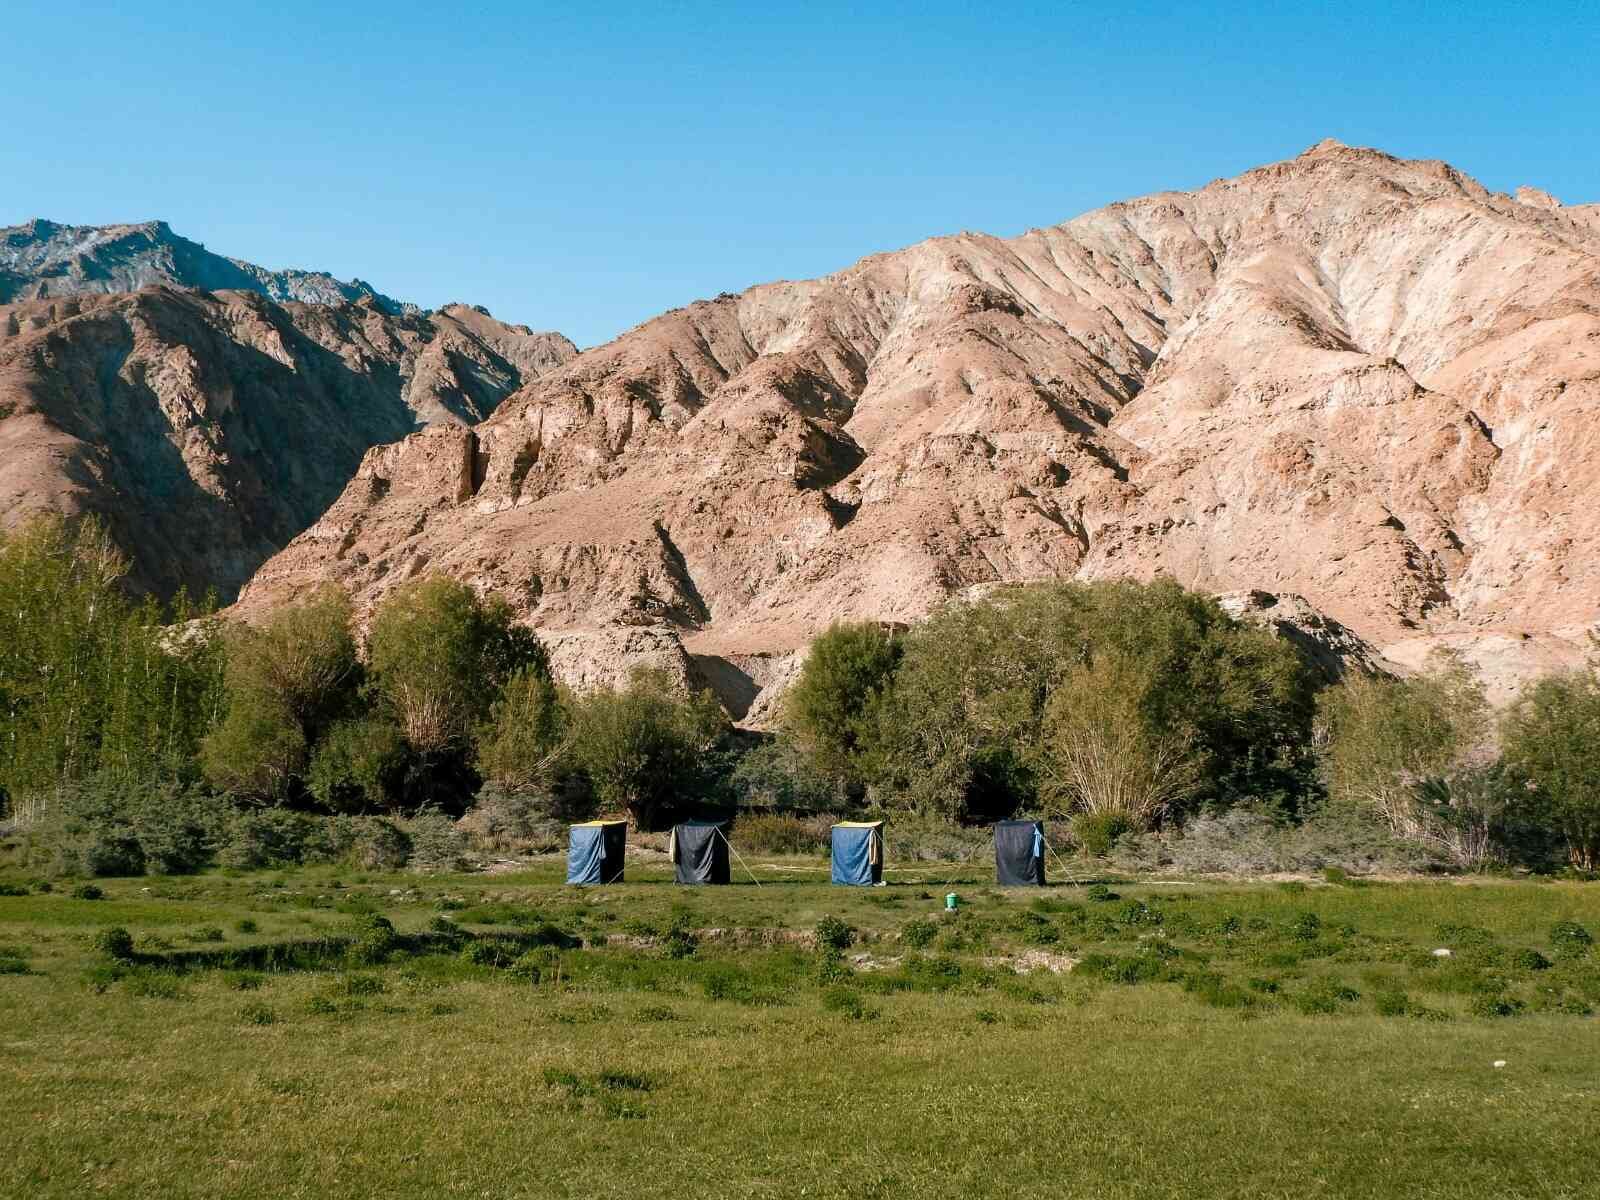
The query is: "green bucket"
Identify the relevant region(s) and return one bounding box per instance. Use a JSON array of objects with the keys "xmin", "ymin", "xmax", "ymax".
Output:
[{"xmin": 945, "ymin": 892, "xmax": 958, "ymax": 912}]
